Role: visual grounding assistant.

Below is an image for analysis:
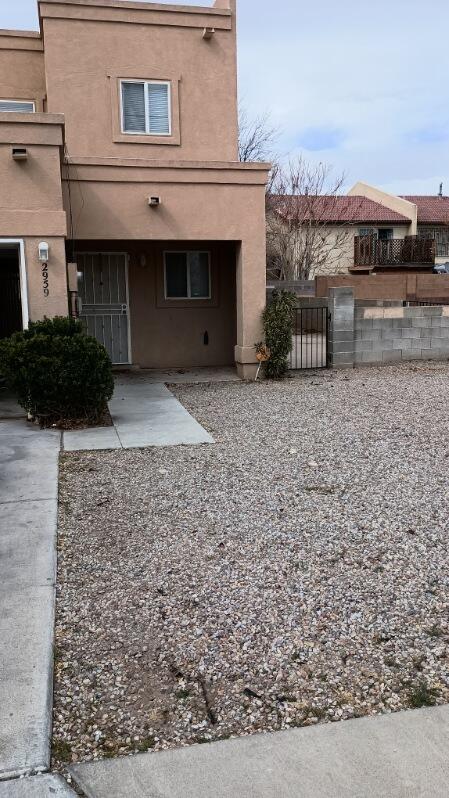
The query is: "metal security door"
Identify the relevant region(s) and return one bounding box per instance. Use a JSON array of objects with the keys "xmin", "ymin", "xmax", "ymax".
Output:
[{"xmin": 76, "ymin": 252, "xmax": 131, "ymax": 364}]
